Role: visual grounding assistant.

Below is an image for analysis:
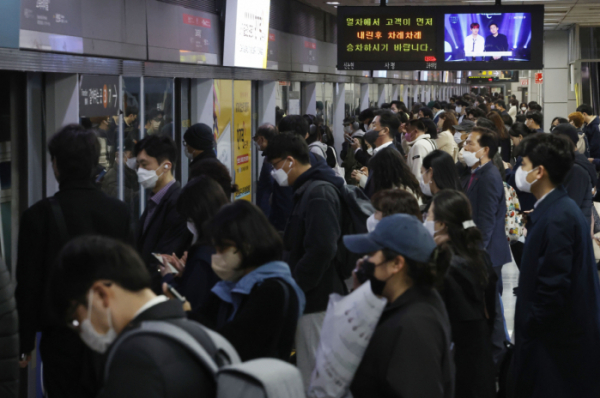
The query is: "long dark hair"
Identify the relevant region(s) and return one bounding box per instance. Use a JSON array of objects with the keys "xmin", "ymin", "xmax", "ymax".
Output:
[
  {"xmin": 177, "ymin": 176, "xmax": 229, "ymax": 245},
  {"xmin": 432, "ymin": 190, "xmax": 488, "ymax": 287},
  {"xmin": 369, "ymin": 149, "xmax": 422, "ymax": 197},
  {"xmin": 382, "ymin": 245, "xmax": 452, "ymax": 289},
  {"xmin": 422, "ymin": 150, "xmax": 462, "ymax": 191}
]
